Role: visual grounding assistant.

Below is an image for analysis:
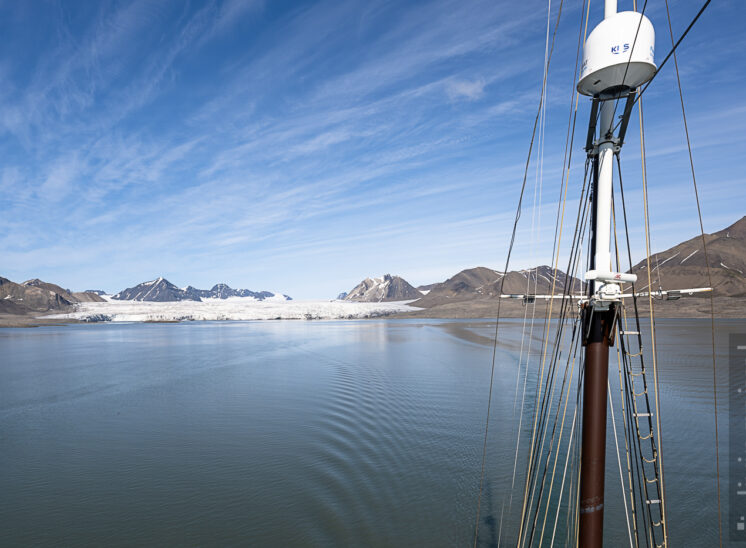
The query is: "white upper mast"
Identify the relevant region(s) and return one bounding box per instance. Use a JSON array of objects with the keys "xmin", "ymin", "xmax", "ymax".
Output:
[{"xmin": 577, "ymin": 2, "xmax": 656, "ymax": 308}]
